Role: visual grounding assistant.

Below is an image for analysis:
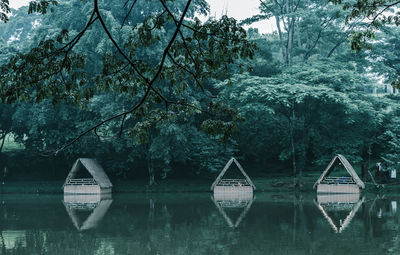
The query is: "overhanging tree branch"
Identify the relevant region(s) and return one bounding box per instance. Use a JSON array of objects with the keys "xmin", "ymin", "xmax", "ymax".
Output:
[{"xmin": 54, "ymin": 0, "xmax": 193, "ymax": 154}]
